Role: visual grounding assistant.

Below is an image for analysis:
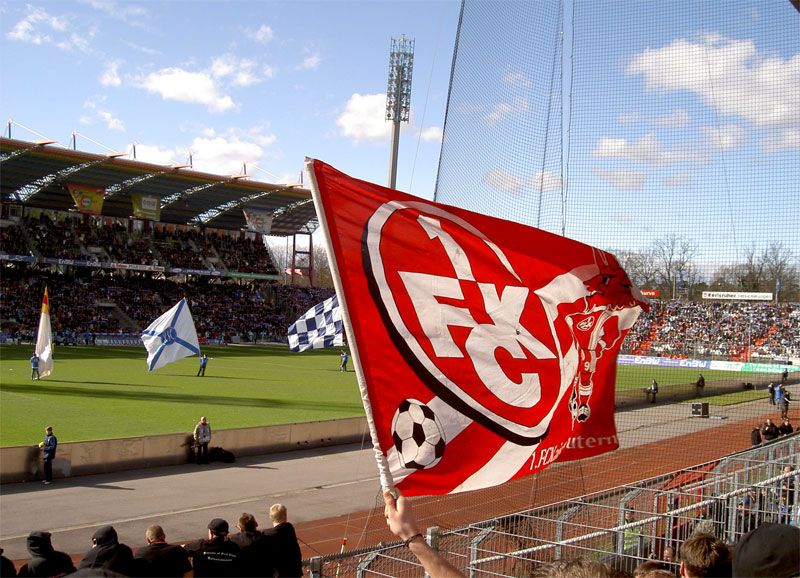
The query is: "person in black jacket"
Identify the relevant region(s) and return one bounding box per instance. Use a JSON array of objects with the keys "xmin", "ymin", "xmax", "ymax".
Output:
[
  {"xmin": 229, "ymin": 513, "xmax": 275, "ymax": 577},
  {"xmin": 183, "ymin": 518, "xmax": 244, "ymax": 577},
  {"xmin": 77, "ymin": 525, "xmax": 134, "ymax": 576},
  {"xmin": 1, "ymin": 547, "xmax": 17, "ymax": 577},
  {"xmin": 16, "ymin": 531, "xmax": 76, "ymax": 577},
  {"xmin": 133, "ymin": 525, "xmax": 192, "ymax": 577},
  {"xmin": 262, "ymin": 504, "xmax": 302, "ymax": 577},
  {"xmin": 761, "ymin": 418, "xmax": 780, "ymax": 442}
]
